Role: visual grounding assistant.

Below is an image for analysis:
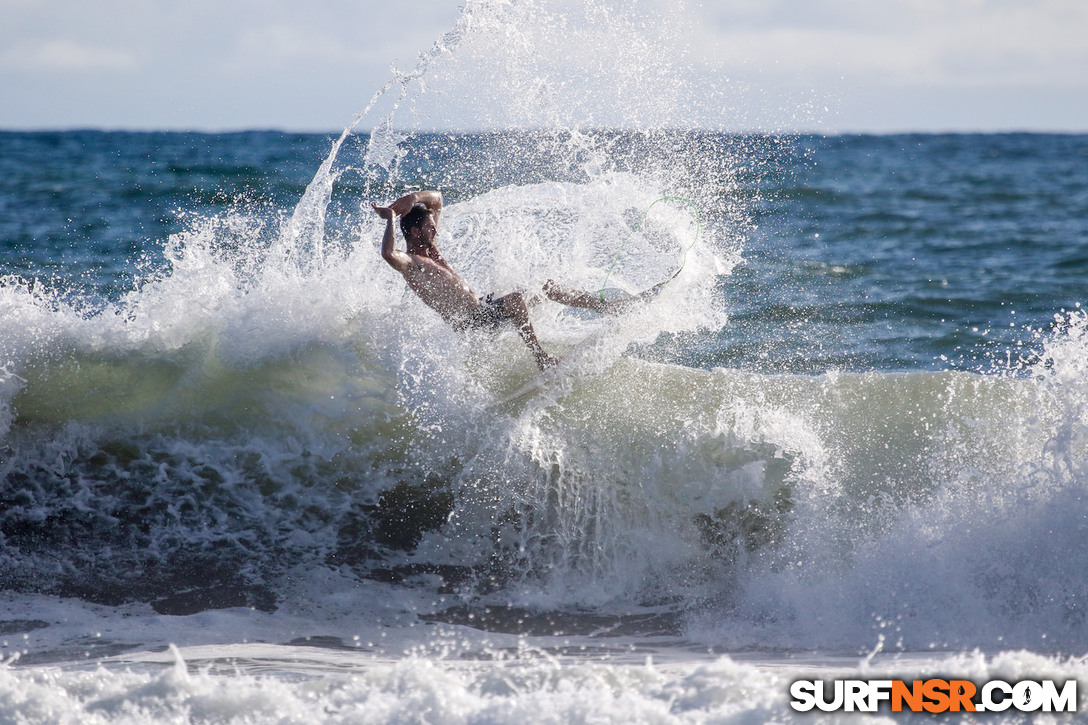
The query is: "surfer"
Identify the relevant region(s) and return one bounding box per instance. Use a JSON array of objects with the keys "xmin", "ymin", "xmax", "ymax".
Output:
[
  {"xmin": 373, "ymin": 190, "xmax": 666, "ymax": 370},
  {"xmin": 373, "ymin": 190, "xmax": 560, "ymax": 371}
]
